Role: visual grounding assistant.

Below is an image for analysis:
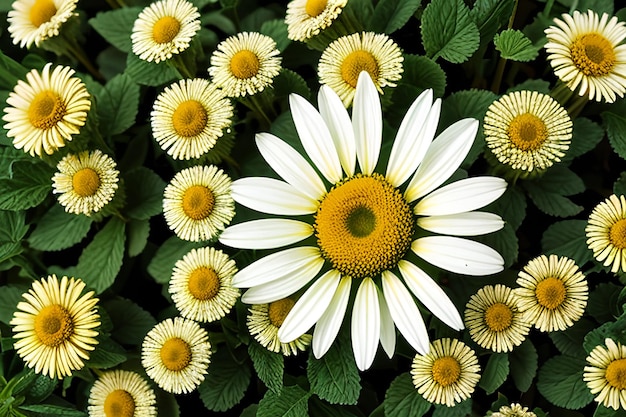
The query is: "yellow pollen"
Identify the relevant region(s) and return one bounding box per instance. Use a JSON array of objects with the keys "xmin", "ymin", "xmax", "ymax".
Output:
[
  {"xmin": 72, "ymin": 168, "xmax": 101, "ymax": 197},
  {"xmin": 570, "ymin": 33, "xmax": 616, "ymax": 76},
  {"xmin": 229, "ymin": 50, "xmax": 260, "ymax": 80},
  {"xmin": 340, "ymin": 50, "xmax": 379, "ymax": 88},
  {"xmin": 609, "ymin": 219, "xmax": 626, "ymax": 249},
  {"xmin": 182, "ymin": 185, "xmax": 215, "ymax": 220},
  {"xmin": 507, "ymin": 113, "xmax": 548, "ymax": 151},
  {"xmin": 606, "ymin": 358, "xmax": 626, "ymax": 390},
  {"xmin": 484, "ymin": 302, "xmax": 513, "ymax": 332},
  {"xmin": 160, "ymin": 337, "xmax": 192, "ymax": 371},
  {"xmin": 34, "ymin": 304, "xmax": 74, "ymax": 347},
  {"xmin": 29, "ymin": 0, "xmax": 57, "ymax": 27},
  {"xmin": 172, "ymin": 100, "xmax": 208, "ymax": 138},
  {"xmin": 152, "ymin": 16, "xmax": 181, "ymax": 44},
  {"xmin": 305, "ymin": 0, "xmax": 328, "ymax": 17},
  {"xmin": 431, "ymin": 356, "xmax": 461, "ymax": 387},
  {"xmin": 268, "ymin": 298, "xmax": 295, "ymax": 327},
  {"xmin": 103, "ymin": 389, "xmax": 136, "ymax": 417},
  {"xmin": 314, "ymin": 174, "xmax": 414, "ymax": 279},
  {"xmin": 535, "ymin": 277, "xmax": 566, "ymax": 310},
  {"xmin": 187, "ymin": 267, "xmax": 220, "ymax": 301},
  {"xmin": 28, "ymin": 90, "xmax": 66, "ymax": 130}
]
